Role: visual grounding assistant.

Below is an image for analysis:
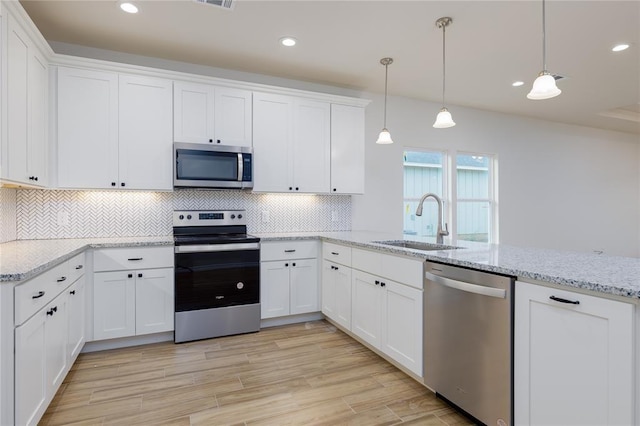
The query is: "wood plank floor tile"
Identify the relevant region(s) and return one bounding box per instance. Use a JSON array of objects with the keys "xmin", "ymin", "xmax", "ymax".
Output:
[
  {"xmin": 246, "ymin": 397, "xmax": 354, "ymax": 425},
  {"xmin": 65, "ymin": 369, "xmax": 166, "ymax": 392},
  {"xmin": 312, "ymin": 406, "xmax": 401, "ymax": 426},
  {"xmin": 385, "ymin": 393, "xmax": 450, "ymax": 421},
  {"xmin": 189, "ymin": 393, "xmax": 299, "ymax": 425},
  {"xmin": 89, "ymin": 373, "xmax": 195, "ymax": 403},
  {"xmin": 342, "ymin": 382, "xmax": 427, "ymax": 413},
  {"xmin": 63, "ymin": 365, "xmax": 121, "ymax": 384},
  {"xmin": 45, "ymin": 396, "xmax": 143, "ymax": 426},
  {"xmin": 115, "ymin": 352, "xmax": 207, "ymax": 376},
  {"xmin": 217, "ymin": 377, "xmax": 312, "ymax": 407},
  {"xmin": 395, "ymin": 413, "xmax": 449, "ymax": 425},
  {"xmin": 103, "ymin": 396, "xmax": 218, "ymax": 425}
]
